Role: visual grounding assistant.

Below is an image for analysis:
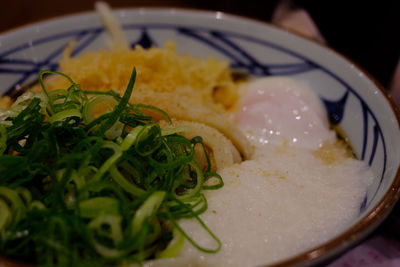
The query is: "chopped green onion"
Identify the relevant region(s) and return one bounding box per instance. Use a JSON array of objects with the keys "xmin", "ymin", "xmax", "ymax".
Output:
[
  {"xmin": 109, "ymin": 165, "xmax": 145, "ymax": 197},
  {"xmin": 83, "ymin": 95, "xmax": 117, "ymax": 123},
  {"xmin": 0, "ymin": 186, "xmax": 26, "ymax": 225},
  {"xmin": 79, "ymin": 197, "xmax": 120, "ymax": 218},
  {"xmin": 0, "ymin": 68, "xmax": 223, "ymax": 266},
  {"xmin": 90, "ymin": 141, "xmax": 122, "ymax": 183},
  {"xmin": 88, "ymin": 214, "xmax": 125, "ymax": 258},
  {"xmin": 0, "ymin": 125, "xmax": 6, "ymax": 154},
  {"xmin": 49, "ymin": 109, "xmax": 82, "ymax": 124},
  {"xmin": 161, "ymin": 126, "xmax": 189, "ymax": 136},
  {"xmin": 94, "ymin": 67, "xmax": 136, "ymax": 136},
  {"xmin": 131, "ymin": 191, "xmax": 165, "ymax": 236},
  {"xmin": 0, "ymin": 199, "xmax": 12, "ymax": 231},
  {"xmin": 156, "ymin": 227, "xmax": 184, "ymax": 258}
]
